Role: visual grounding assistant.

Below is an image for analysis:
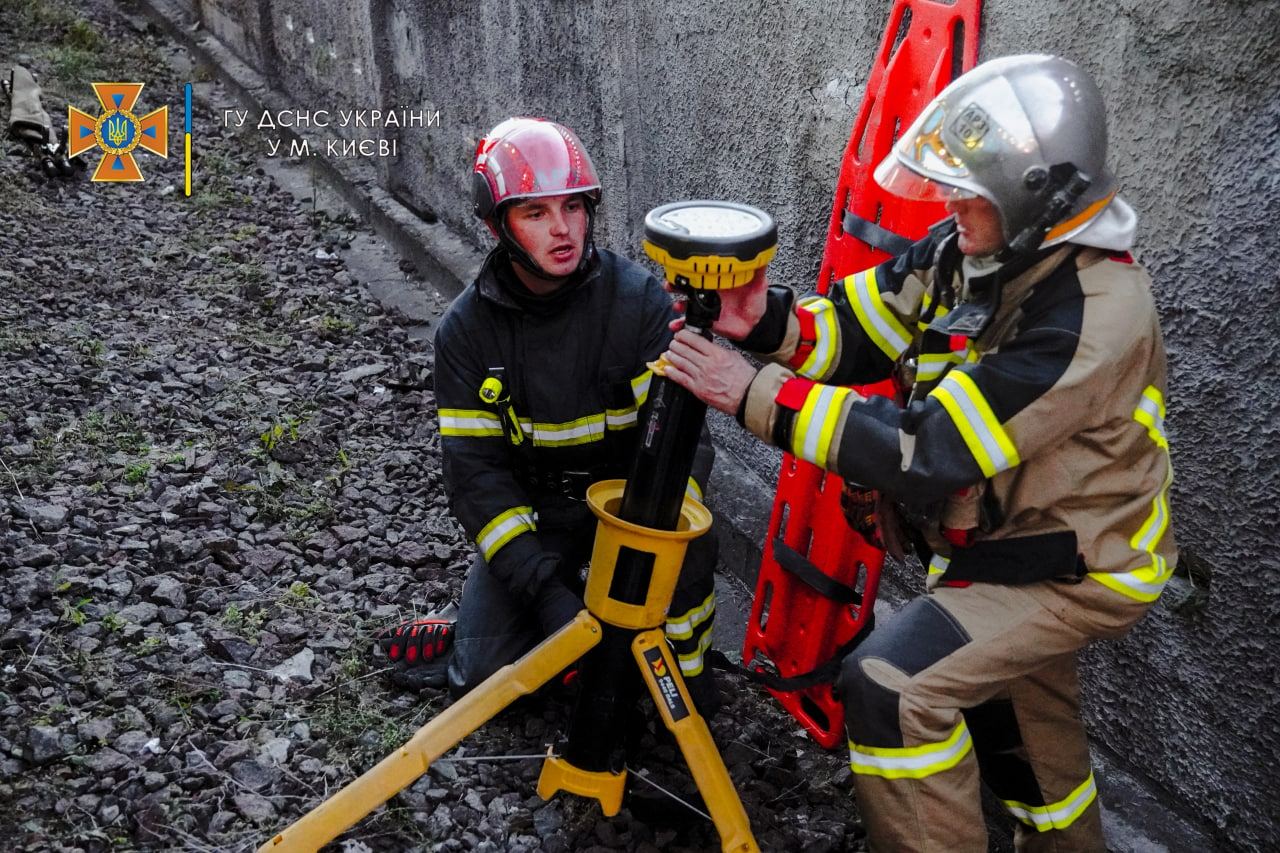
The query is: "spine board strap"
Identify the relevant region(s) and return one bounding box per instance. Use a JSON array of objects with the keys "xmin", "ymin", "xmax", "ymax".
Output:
[
  {"xmin": 710, "ymin": 538, "xmax": 874, "ymax": 692},
  {"xmin": 842, "ymin": 209, "xmax": 914, "ymax": 258}
]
